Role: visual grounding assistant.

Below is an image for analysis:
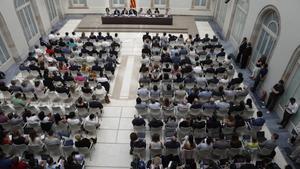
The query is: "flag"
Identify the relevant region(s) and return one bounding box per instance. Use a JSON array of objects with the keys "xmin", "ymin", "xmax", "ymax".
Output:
[{"xmin": 130, "ymin": 0, "xmax": 136, "ymax": 8}]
